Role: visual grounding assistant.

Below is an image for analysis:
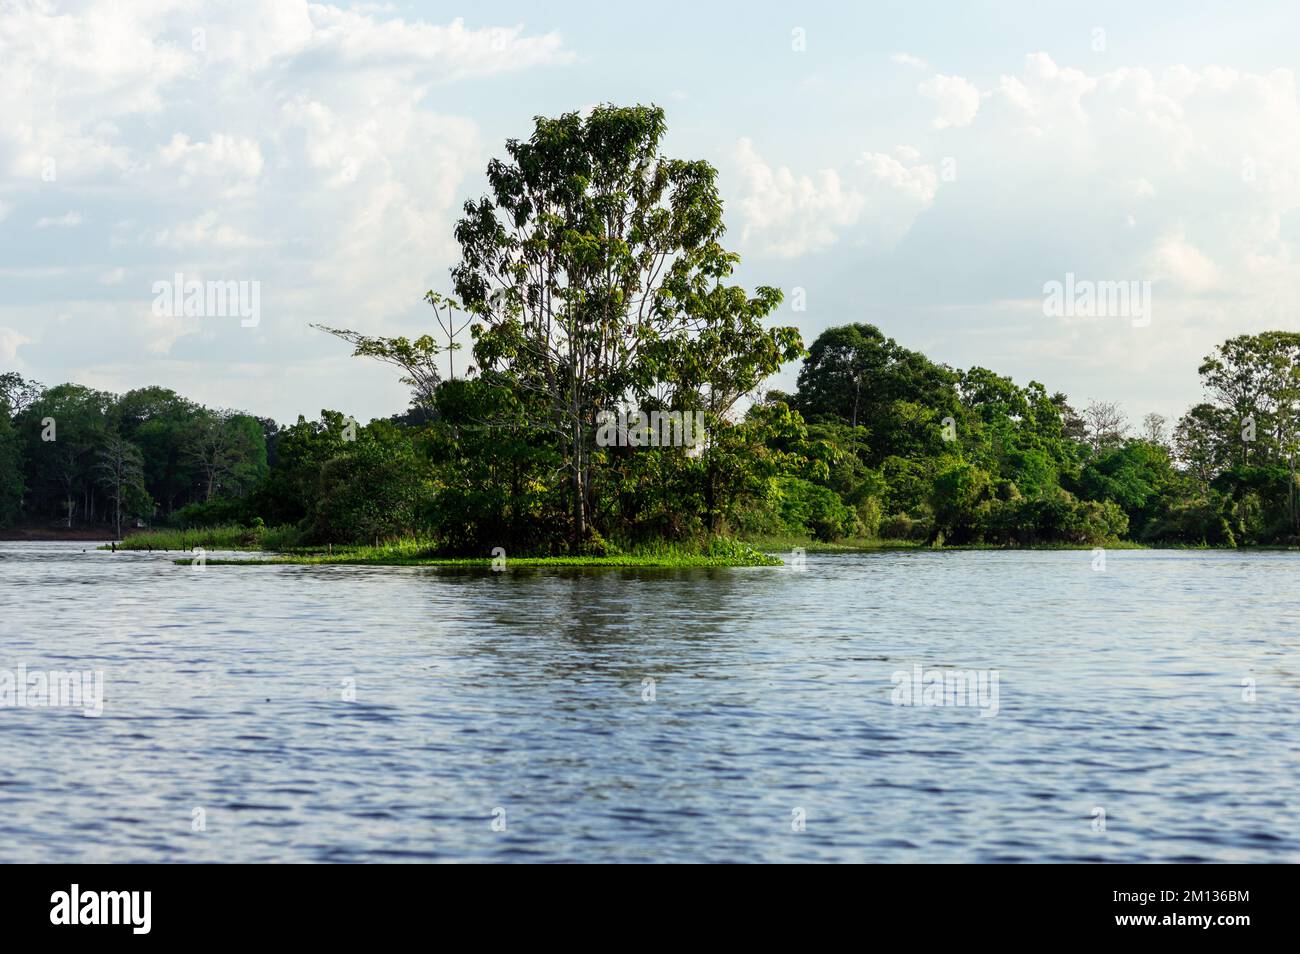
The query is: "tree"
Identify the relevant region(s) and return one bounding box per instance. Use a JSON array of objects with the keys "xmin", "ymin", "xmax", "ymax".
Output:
[
  {"xmin": 1198, "ymin": 332, "xmax": 1300, "ymax": 466},
  {"xmin": 1173, "ymin": 403, "xmax": 1229, "ymax": 490},
  {"xmin": 20, "ymin": 384, "xmax": 112, "ymax": 526},
  {"xmin": 795, "ymin": 324, "xmax": 959, "ymax": 456},
  {"xmin": 95, "ymin": 434, "xmax": 149, "ymax": 539},
  {"xmin": 1081, "ymin": 400, "xmax": 1128, "ymax": 453},
  {"xmin": 185, "ymin": 411, "xmax": 265, "ymax": 501},
  {"xmin": 309, "ymin": 421, "xmax": 431, "ymax": 544},
  {"xmin": 314, "ymin": 326, "xmax": 443, "ymax": 411},
  {"xmin": 452, "ymin": 103, "xmax": 800, "ymax": 546},
  {"xmin": 1077, "ymin": 440, "xmax": 1176, "ymax": 535},
  {"xmin": 116, "ymin": 386, "xmax": 202, "ymax": 517},
  {"xmin": 1141, "ymin": 412, "xmax": 1168, "ymax": 445},
  {"xmin": 251, "ymin": 411, "xmax": 356, "ymax": 526},
  {"xmin": 0, "ymin": 372, "xmax": 42, "ymax": 417},
  {"xmin": 425, "ymin": 291, "xmax": 474, "ymax": 382},
  {"xmin": 0, "ymin": 398, "xmax": 23, "ymax": 527}
]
